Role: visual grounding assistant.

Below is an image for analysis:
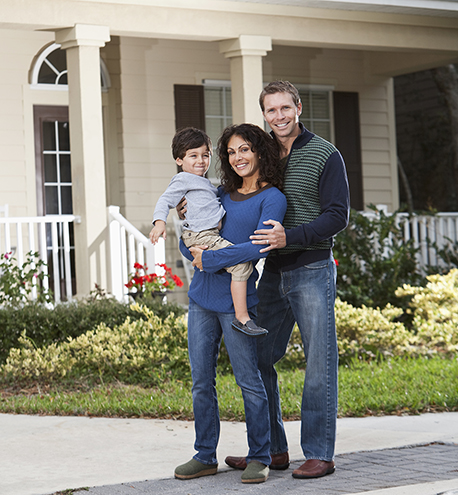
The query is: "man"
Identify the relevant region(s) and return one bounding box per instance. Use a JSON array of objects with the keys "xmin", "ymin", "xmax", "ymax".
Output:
[{"xmin": 225, "ymin": 80, "xmax": 350, "ymax": 479}]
